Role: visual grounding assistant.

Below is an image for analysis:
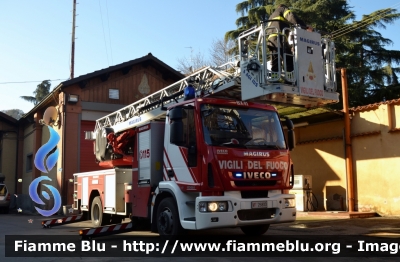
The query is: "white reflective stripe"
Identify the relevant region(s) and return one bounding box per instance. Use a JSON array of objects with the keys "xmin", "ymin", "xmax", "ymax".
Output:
[
  {"xmin": 100, "ymin": 226, "xmax": 109, "ymax": 233},
  {"xmin": 65, "ymin": 217, "xmax": 72, "ymax": 222},
  {"xmin": 165, "ymin": 145, "xmax": 194, "ymax": 183},
  {"xmin": 126, "ymin": 223, "xmax": 132, "ymax": 229},
  {"xmin": 114, "ymin": 224, "xmax": 122, "ymax": 231},
  {"xmin": 87, "ymin": 229, "xmax": 96, "ymax": 235}
]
